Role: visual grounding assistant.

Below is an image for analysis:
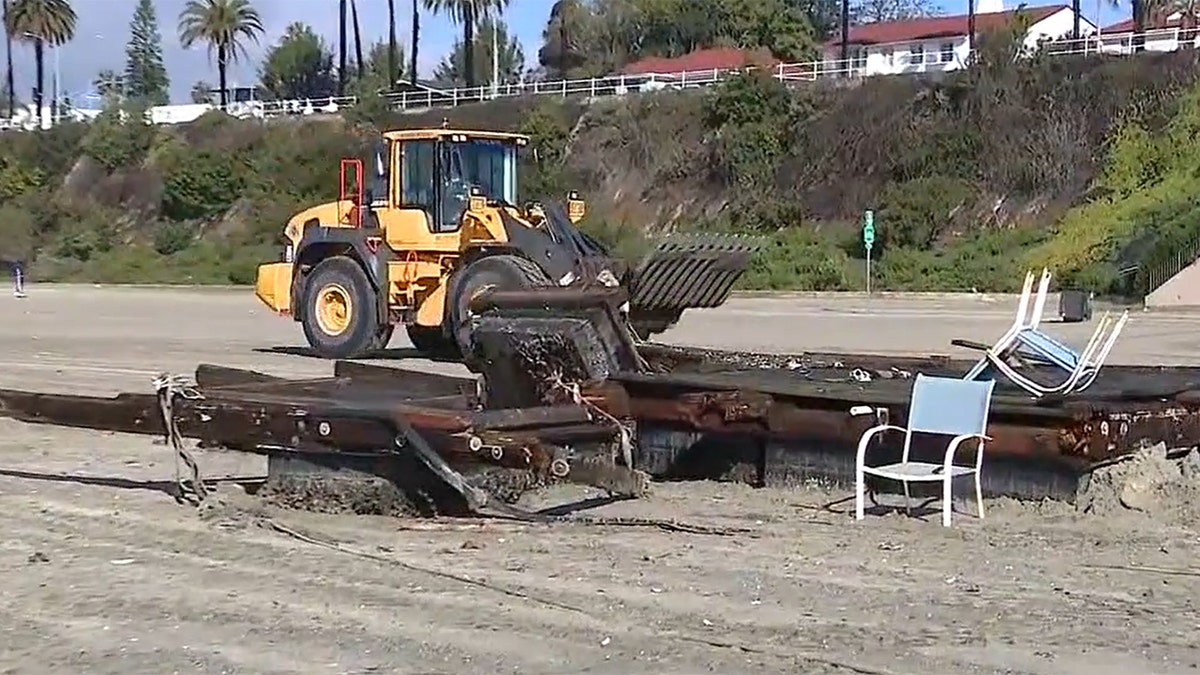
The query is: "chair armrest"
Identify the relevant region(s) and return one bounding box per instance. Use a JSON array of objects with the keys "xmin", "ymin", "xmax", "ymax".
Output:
[
  {"xmin": 856, "ymin": 424, "xmax": 906, "ymax": 468},
  {"xmin": 943, "ymin": 433, "xmax": 991, "ymax": 472}
]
